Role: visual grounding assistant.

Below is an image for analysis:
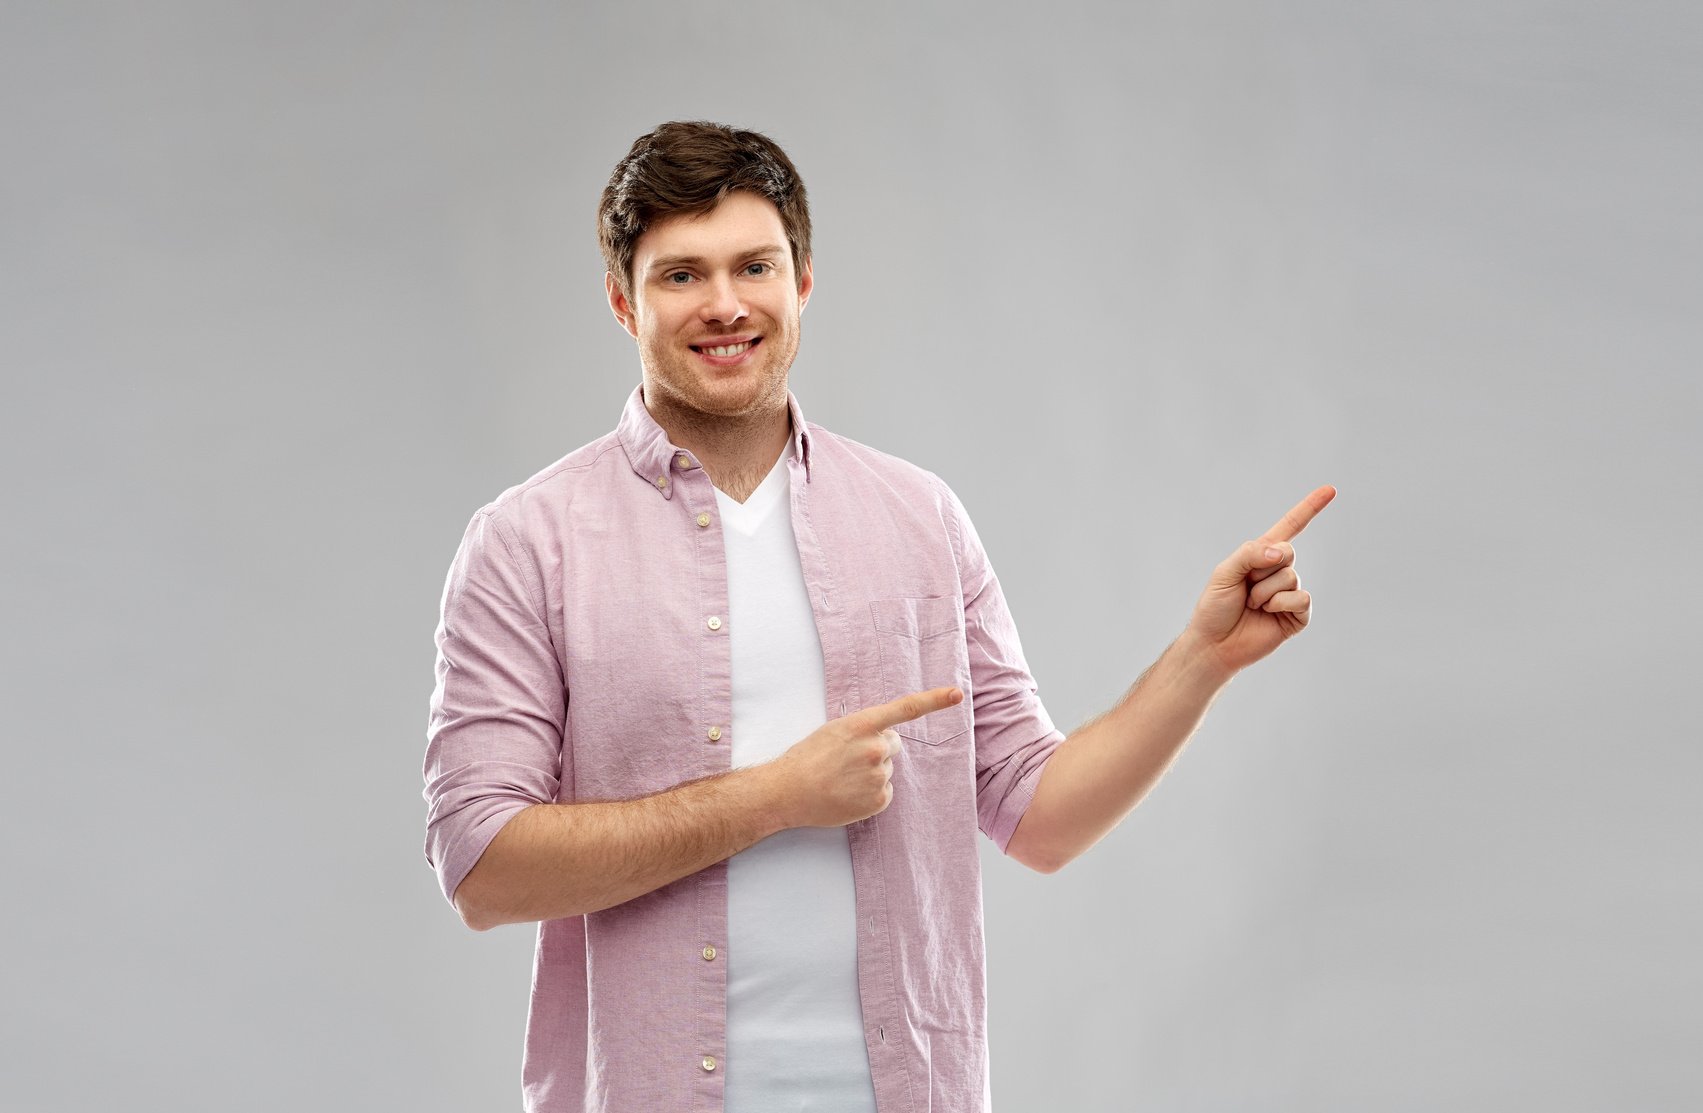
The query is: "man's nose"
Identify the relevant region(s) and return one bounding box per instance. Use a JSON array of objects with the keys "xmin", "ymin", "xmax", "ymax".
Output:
[{"xmin": 698, "ymin": 273, "xmax": 748, "ymax": 325}]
